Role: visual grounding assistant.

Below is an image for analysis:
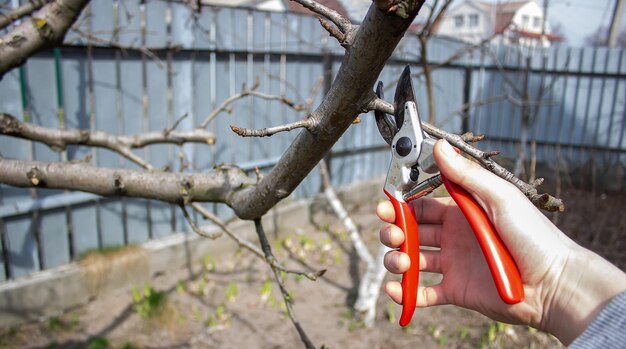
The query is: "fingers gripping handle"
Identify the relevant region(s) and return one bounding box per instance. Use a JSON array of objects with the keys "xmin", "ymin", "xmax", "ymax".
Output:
[
  {"xmin": 384, "ymin": 189, "xmax": 419, "ymax": 327},
  {"xmin": 441, "ymin": 175, "xmax": 525, "ymax": 304}
]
